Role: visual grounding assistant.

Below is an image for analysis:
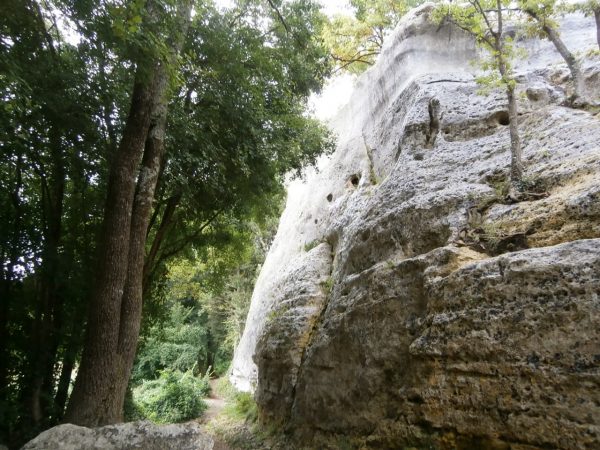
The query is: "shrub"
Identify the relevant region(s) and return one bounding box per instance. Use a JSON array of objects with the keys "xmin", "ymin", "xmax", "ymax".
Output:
[
  {"xmin": 133, "ymin": 369, "xmax": 210, "ymax": 423},
  {"xmin": 223, "ymin": 391, "xmax": 258, "ymax": 424}
]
